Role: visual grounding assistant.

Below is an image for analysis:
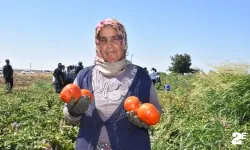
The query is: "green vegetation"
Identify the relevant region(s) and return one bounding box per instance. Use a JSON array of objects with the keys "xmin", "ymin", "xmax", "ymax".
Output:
[
  {"xmin": 152, "ymin": 64, "xmax": 250, "ymax": 149},
  {"xmin": 0, "ymin": 80, "xmax": 77, "ymax": 150},
  {"xmin": 1, "ymin": 64, "xmax": 249, "ymax": 149}
]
